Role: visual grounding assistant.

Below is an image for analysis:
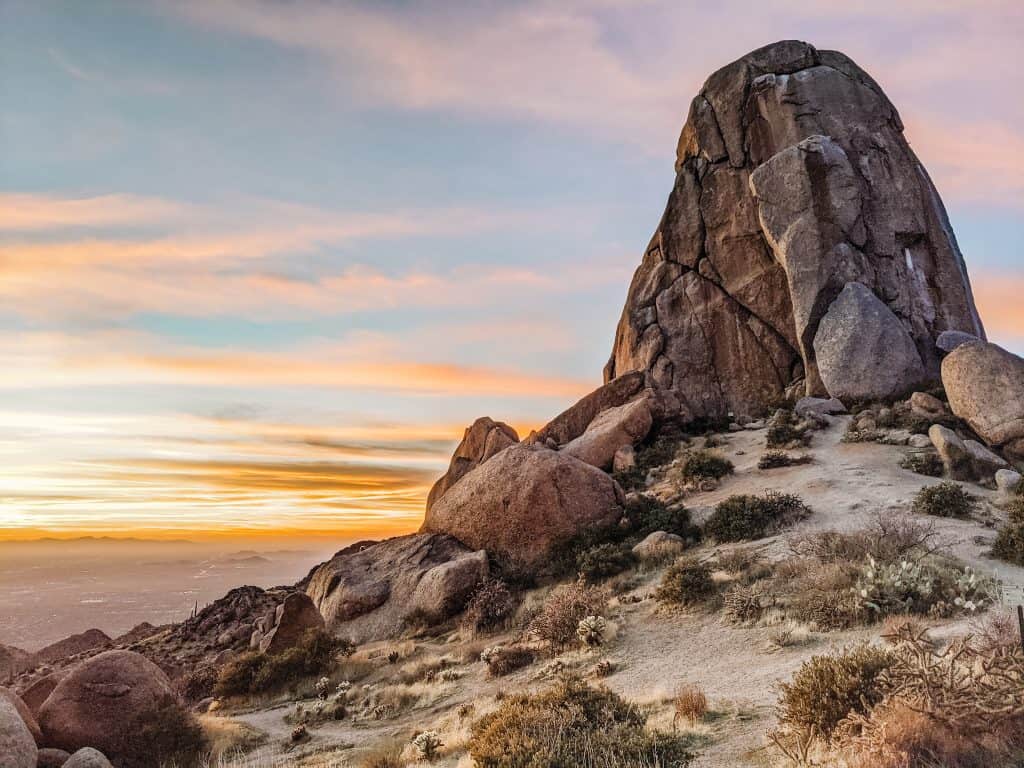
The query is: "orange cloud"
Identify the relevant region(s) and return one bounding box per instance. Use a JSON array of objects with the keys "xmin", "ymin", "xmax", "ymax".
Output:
[{"xmin": 0, "ymin": 193, "xmax": 187, "ymax": 231}]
